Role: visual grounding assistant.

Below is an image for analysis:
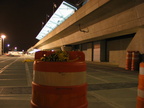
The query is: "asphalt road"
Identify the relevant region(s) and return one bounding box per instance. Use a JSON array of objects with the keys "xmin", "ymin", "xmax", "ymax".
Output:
[
  {"xmin": 0, "ymin": 55, "xmax": 33, "ymax": 108},
  {"xmin": 0, "ymin": 55, "xmax": 139, "ymax": 108}
]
